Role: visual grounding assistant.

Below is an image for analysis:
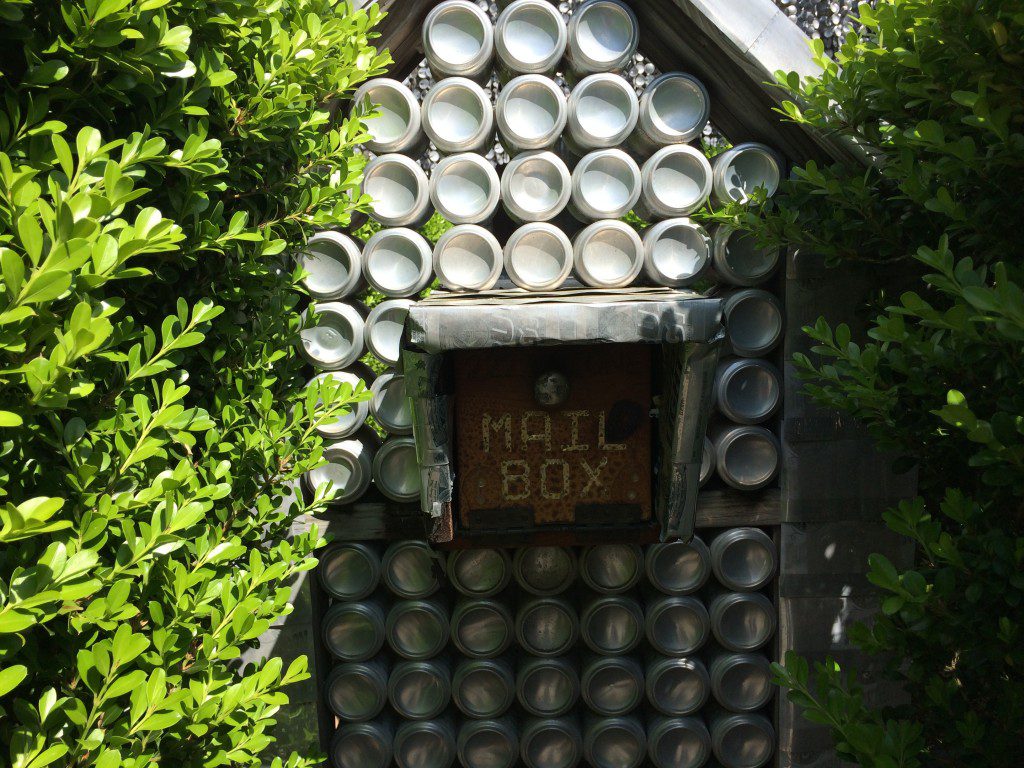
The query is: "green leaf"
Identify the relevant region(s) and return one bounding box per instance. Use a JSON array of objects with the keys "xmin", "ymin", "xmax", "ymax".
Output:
[
  {"xmin": 0, "ymin": 664, "xmax": 27, "ymax": 696},
  {"xmin": 24, "ymin": 60, "xmax": 69, "ymax": 85},
  {"xmin": 0, "ymin": 411, "xmax": 23, "ymax": 427},
  {"xmin": 2, "ymin": 248, "xmax": 26, "ymax": 295},
  {"xmin": 16, "ymin": 214, "xmax": 43, "ymax": 264},
  {"xmin": 21, "ymin": 270, "xmax": 71, "ymax": 304}
]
